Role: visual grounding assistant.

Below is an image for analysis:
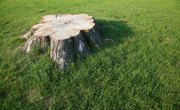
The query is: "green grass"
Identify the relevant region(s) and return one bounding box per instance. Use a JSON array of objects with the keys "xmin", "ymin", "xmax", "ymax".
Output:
[{"xmin": 0, "ymin": 0, "xmax": 180, "ymax": 109}]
